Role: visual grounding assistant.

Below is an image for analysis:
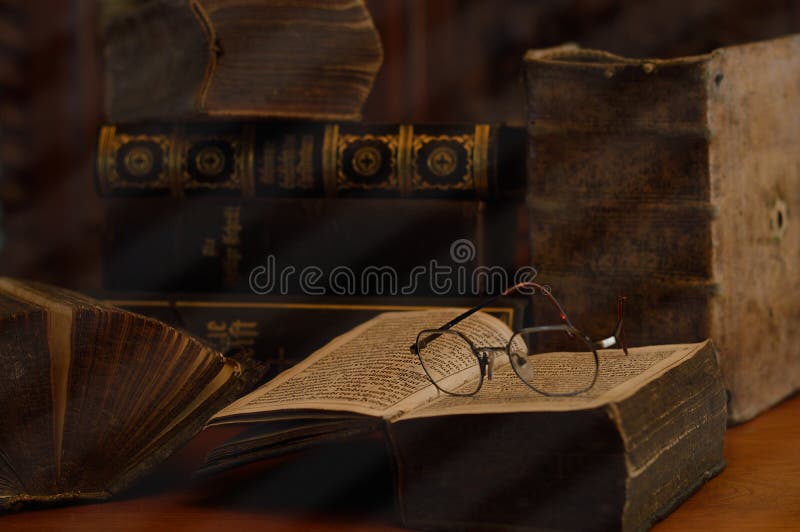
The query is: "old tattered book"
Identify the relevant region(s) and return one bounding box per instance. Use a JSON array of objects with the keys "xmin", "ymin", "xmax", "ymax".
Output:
[
  {"xmin": 0, "ymin": 278, "xmax": 256, "ymax": 511},
  {"xmin": 200, "ymin": 309, "xmax": 726, "ymax": 531},
  {"xmin": 524, "ymin": 34, "xmax": 800, "ymax": 423},
  {"xmin": 102, "ymin": 0, "xmax": 382, "ymax": 122}
]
